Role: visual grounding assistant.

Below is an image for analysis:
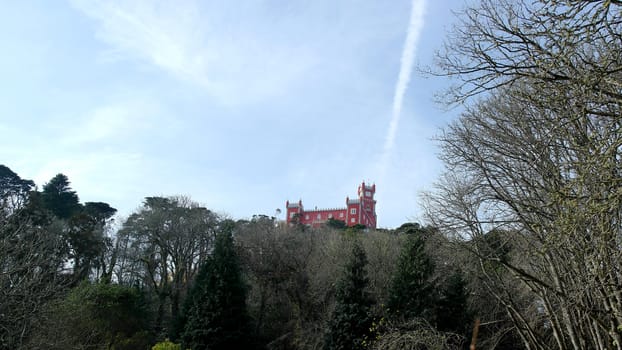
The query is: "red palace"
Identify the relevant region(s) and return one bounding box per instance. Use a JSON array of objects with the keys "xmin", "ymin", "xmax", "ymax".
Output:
[{"xmin": 286, "ymin": 182, "xmax": 377, "ymax": 228}]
